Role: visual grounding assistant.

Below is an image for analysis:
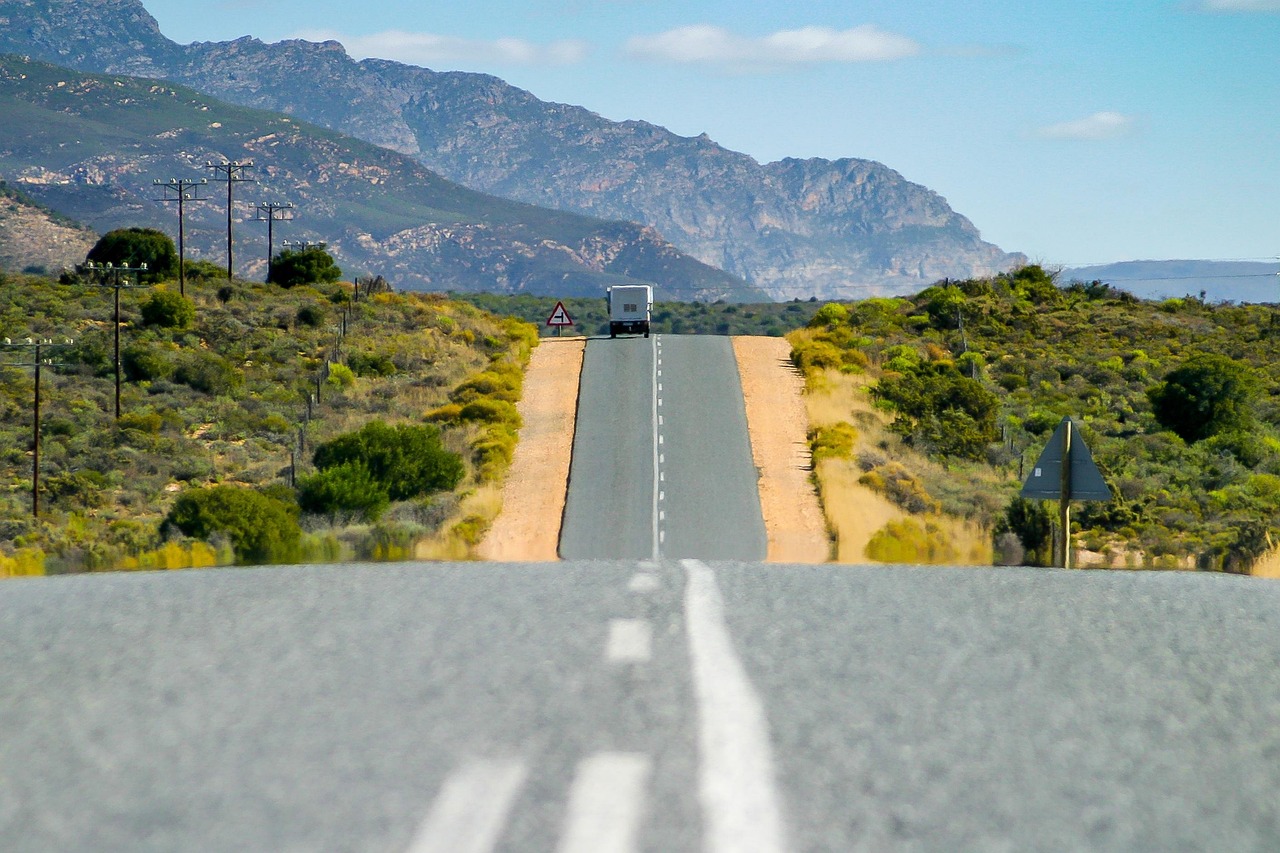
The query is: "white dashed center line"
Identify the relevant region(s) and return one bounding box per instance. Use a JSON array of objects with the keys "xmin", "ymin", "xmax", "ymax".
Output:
[{"xmin": 607, "ymin": 618, "xmax": 653, "ymax": 664}]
